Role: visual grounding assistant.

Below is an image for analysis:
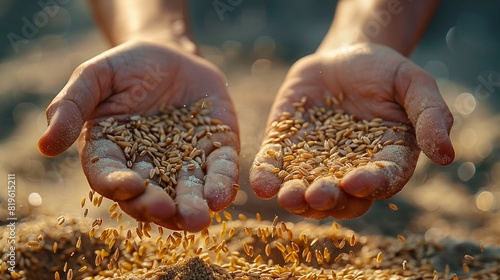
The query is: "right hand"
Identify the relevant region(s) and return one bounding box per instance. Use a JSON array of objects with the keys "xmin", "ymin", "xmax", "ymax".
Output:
[
  {"xmin": 250, "ymin": 44, "xmax": 454, "ymax": 219},
  {"xmin": 38, "ymin": 41, "xmax": 240, "ymax": 232}
]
